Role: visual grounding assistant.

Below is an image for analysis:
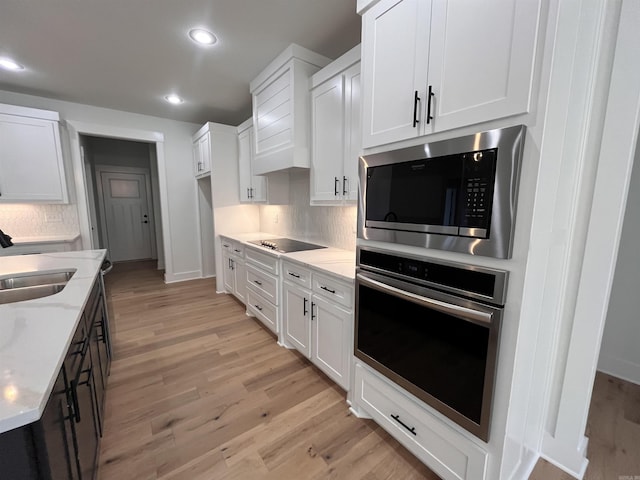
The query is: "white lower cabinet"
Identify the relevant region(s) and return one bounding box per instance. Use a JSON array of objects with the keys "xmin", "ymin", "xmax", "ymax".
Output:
[
  {"xmin": 220, "ymin": 237, "xmax": 246, "ymax": 303},
  {"xmin": 245, "ymin": 246, "xmax": 280, "ymax": 334},
  {"xmin": 282, "ymin": 260, "xmax": 352, "ymax": 390},
  {"xmin": 353, "ymin": 363, "xmax": 487, "ymax": 480}
]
